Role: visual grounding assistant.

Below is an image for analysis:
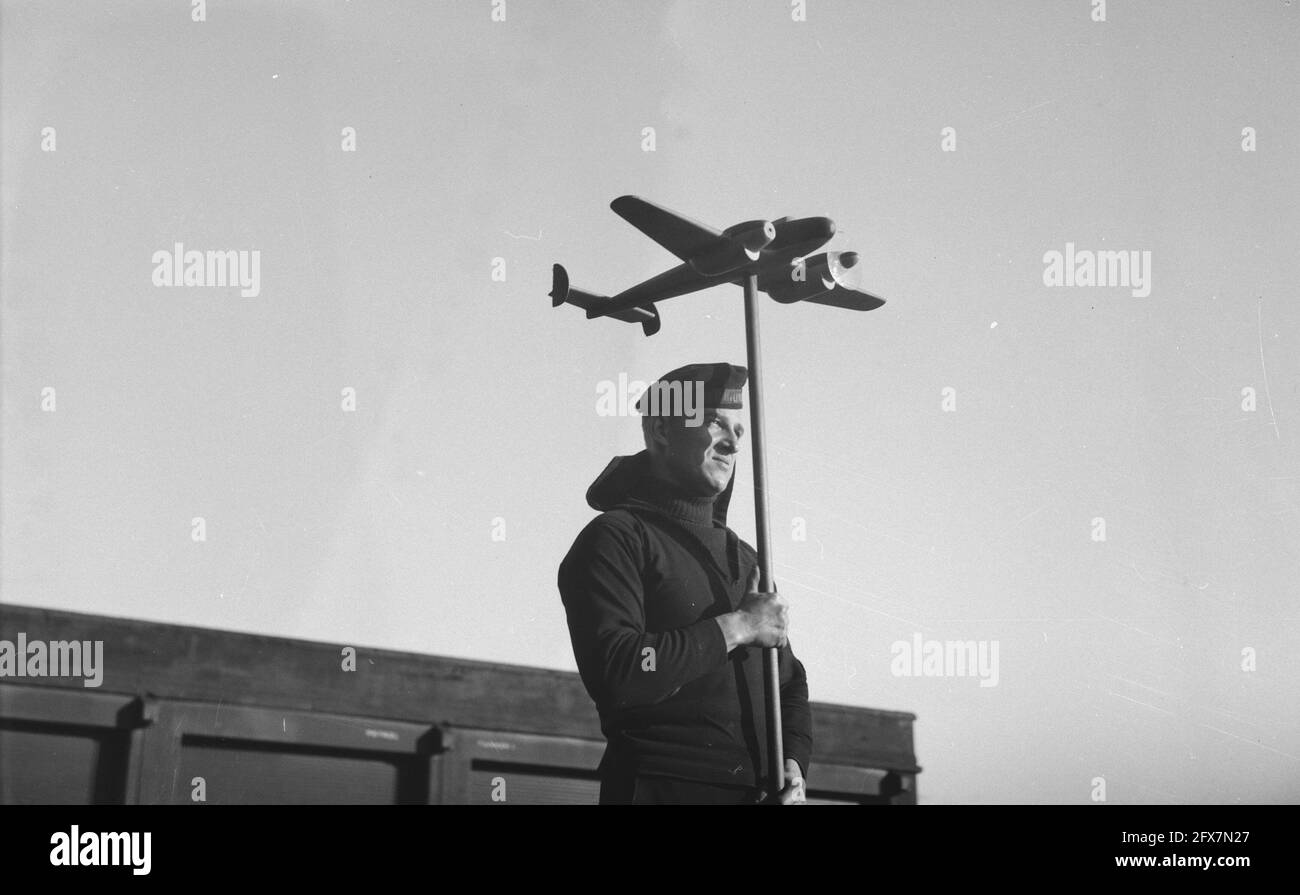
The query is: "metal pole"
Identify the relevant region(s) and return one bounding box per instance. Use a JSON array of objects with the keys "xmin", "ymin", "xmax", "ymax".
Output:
[{"xmin": 742, "ymin": 272, "xmax": 784, "ymax": 798}]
